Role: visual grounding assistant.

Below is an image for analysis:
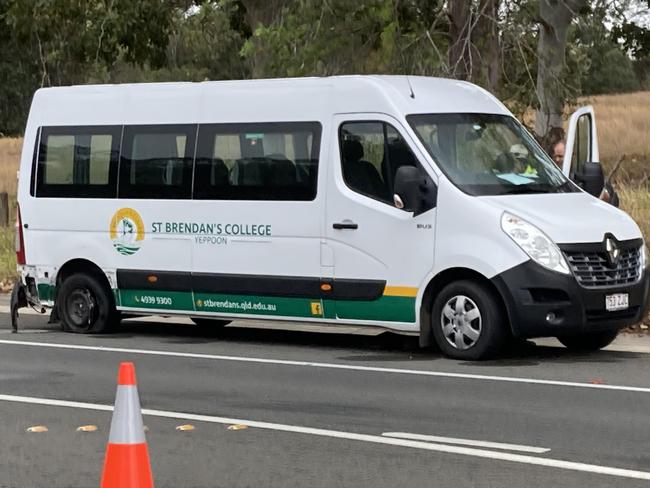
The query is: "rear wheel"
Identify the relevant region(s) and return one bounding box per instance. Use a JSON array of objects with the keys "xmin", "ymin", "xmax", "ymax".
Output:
[
  {"xmin": 191, "ymin": 317, "xmax": 231, "ymax": 329},
  {"xmin": 557, "ymin": 330, "xmax": 618, "ymax": 352},
  {"xmin": 57, "ymin": 273, "xmax": 118, "ymax": 334},
  {"xmin": 431, "ymin": 280, "xmax": 507, "ymax": 360}
]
